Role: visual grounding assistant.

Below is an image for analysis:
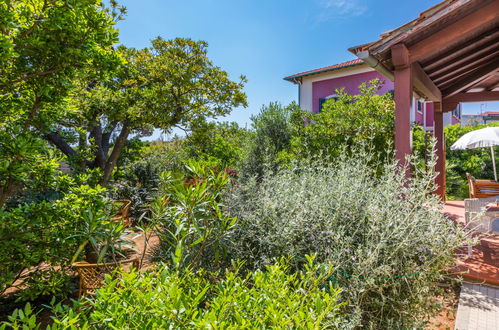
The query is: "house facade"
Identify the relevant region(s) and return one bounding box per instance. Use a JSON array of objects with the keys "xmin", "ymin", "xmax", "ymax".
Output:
[{"xmin": 284, "ymin": 59, "xmax": 461, "ymax": 131}]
